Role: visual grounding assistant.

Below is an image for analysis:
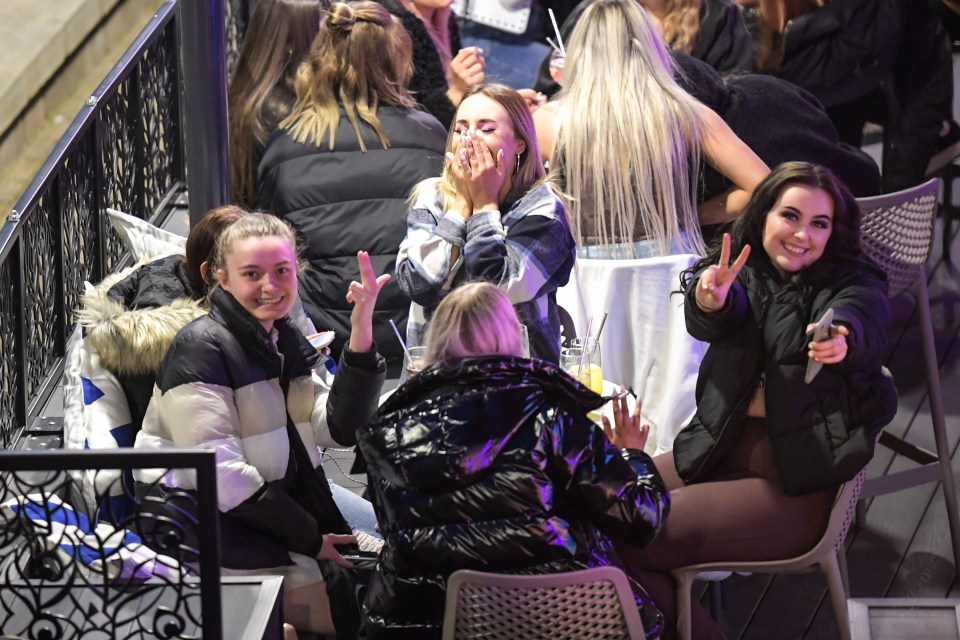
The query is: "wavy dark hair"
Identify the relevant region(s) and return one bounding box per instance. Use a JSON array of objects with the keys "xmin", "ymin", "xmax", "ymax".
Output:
[{"xmin": 681, "ymin": 161, "xmax": 861, "ymax": 294}]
